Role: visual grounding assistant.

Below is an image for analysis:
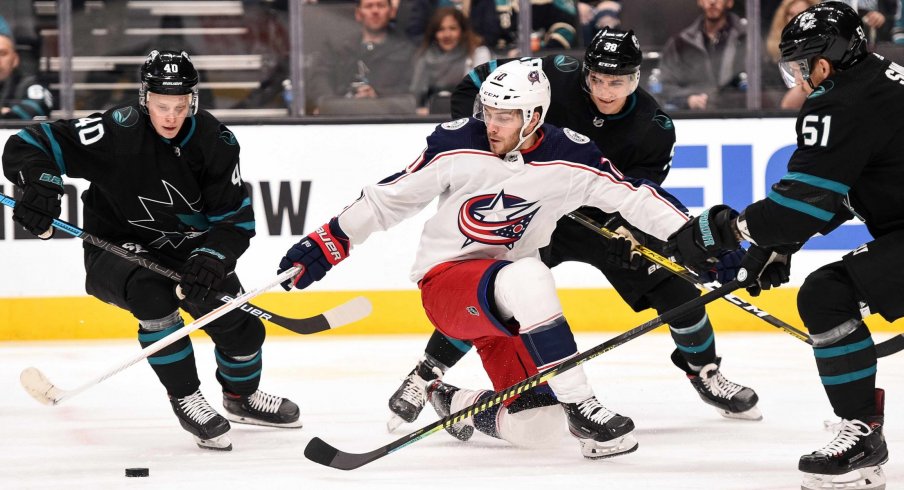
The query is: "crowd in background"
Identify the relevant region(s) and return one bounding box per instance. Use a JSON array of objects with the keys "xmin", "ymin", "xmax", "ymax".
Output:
[{"xmin": 2, "ymin": 0, "xmax": 904, "ymax": 118}]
